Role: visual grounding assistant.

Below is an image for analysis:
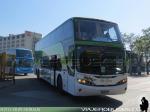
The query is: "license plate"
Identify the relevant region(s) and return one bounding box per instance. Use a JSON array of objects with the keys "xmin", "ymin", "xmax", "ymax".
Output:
[
  {"xmin": 100, "ymin": 79, "xmax": 112, "ymax": 83},
  {"xmin": 101, "ymin": 90, "xmax": 109, "ymax": 94}
]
